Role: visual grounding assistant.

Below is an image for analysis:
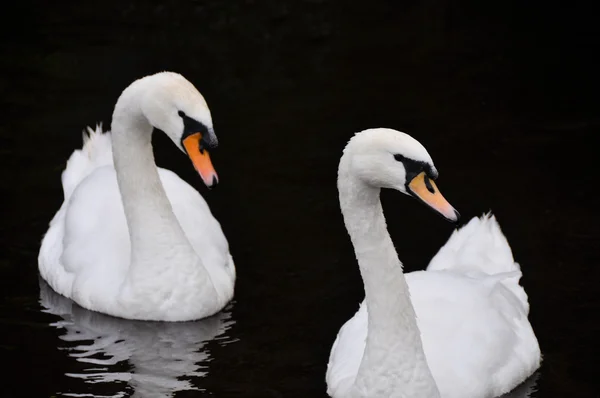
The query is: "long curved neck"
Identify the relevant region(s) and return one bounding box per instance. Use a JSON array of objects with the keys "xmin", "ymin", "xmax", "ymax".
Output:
[
  {"xmin": 338, "ymin": 156, "xmax": 439, "ymax": 397},
  {"xmin": 111, "ymin": 83, "xmax": 196, "ymax": 276}
]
